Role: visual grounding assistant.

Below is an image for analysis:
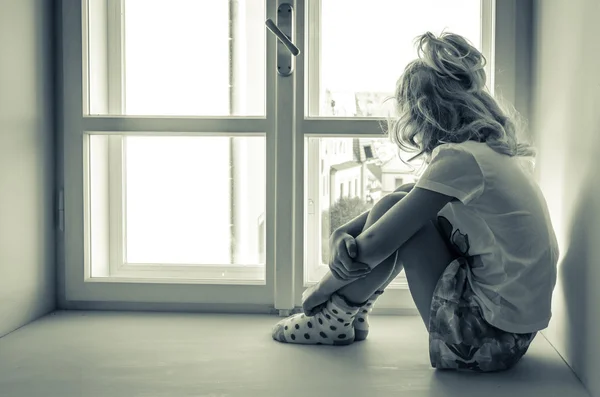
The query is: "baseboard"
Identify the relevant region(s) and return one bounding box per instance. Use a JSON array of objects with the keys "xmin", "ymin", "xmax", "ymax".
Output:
[{"xmin": 57, "ymin": 300, "xmax": 420, "ymax": 317}]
